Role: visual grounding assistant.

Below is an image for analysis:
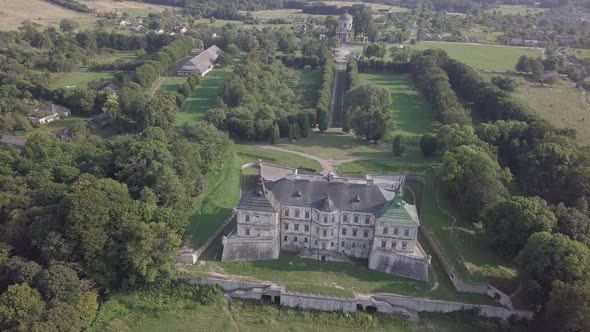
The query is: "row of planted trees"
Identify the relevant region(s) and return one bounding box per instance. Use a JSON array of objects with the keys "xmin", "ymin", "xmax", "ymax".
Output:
[{"xmin": 134, "ymin": 37, "xmax": 195, "ymax": 88}]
